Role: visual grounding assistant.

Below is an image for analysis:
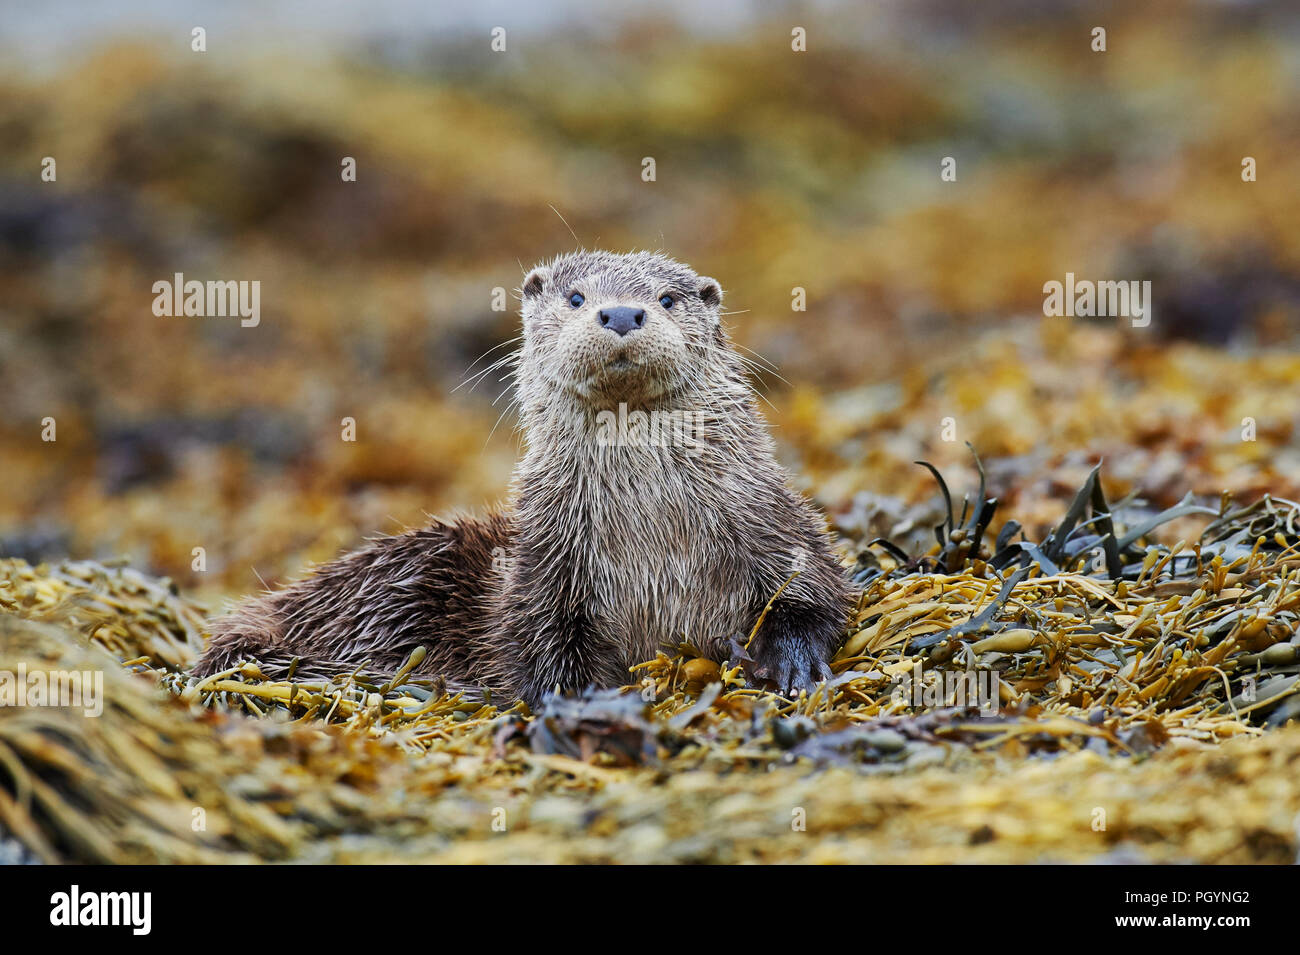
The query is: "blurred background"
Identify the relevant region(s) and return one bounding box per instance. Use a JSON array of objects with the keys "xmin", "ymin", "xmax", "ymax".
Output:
[{"xmin": 2, "ymin": 0, "xmax": 1298, "ymax": 607}]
